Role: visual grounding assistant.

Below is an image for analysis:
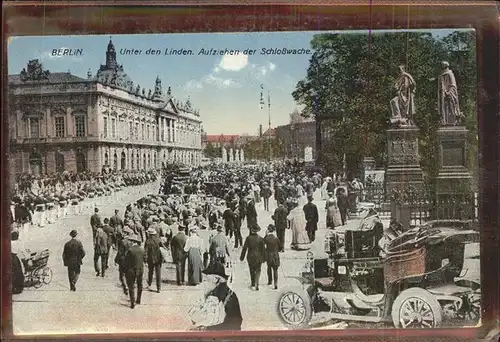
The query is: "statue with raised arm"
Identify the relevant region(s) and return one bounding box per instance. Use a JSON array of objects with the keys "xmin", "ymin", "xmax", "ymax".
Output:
[
  {"xmin": 438, "ymin": 61, "xmax": 463, "ymax": 125},
  {"xmin": 390, "ymin": 65, "xmax": 416, "ymax": 127}
]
